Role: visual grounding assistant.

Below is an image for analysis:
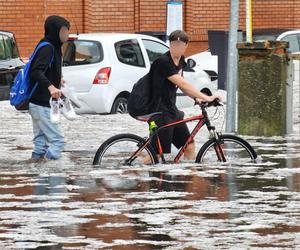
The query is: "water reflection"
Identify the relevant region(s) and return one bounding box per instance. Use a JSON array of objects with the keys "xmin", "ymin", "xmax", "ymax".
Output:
[{"xmin": 0, "ymin": 140, "xmax": 300, "ymax": 248}]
